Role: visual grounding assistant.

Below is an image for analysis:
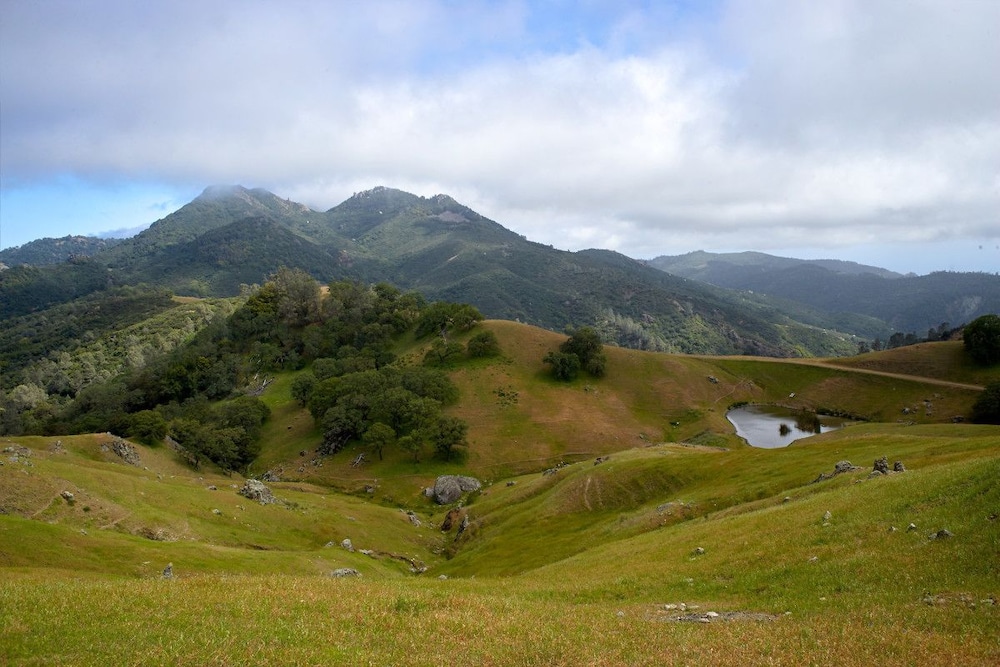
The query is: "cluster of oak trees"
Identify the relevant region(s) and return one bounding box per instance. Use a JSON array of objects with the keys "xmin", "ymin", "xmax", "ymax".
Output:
[{"xmin": 3, "ymin": 267, "xmax": 497, "ymax": 470}]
